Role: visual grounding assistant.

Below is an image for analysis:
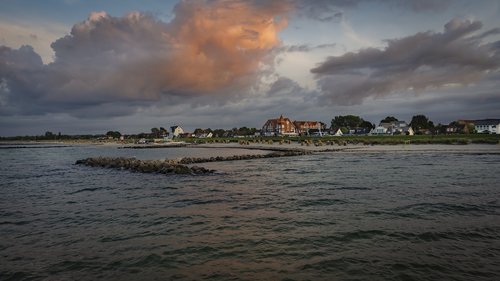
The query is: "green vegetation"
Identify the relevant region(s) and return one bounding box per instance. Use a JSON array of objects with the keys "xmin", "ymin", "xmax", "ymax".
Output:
[
  {"xmin": 410, "ymin": 114, "xmax": 434, "ymax": 132},
  {"xmin": 381, "ymin": 116, "xmax": 399, "ymax": 123},
  {"xmin": 106, "ymin": 131, "xmax": 122, "ymax": 139},
  {"xmin": 1, "ymin": 132, "xmax": 499, "ymax": 145},
  {"xmin": 331, "ymin": 115, "xmax": 374, "ymax": 130},
  {"xmin": 1, "ymin": 114, "xmax": 498, "ymax": 146},
  {"xmin": 174, "ymin": 134, "xmax": 500, "ymax": 145}
]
